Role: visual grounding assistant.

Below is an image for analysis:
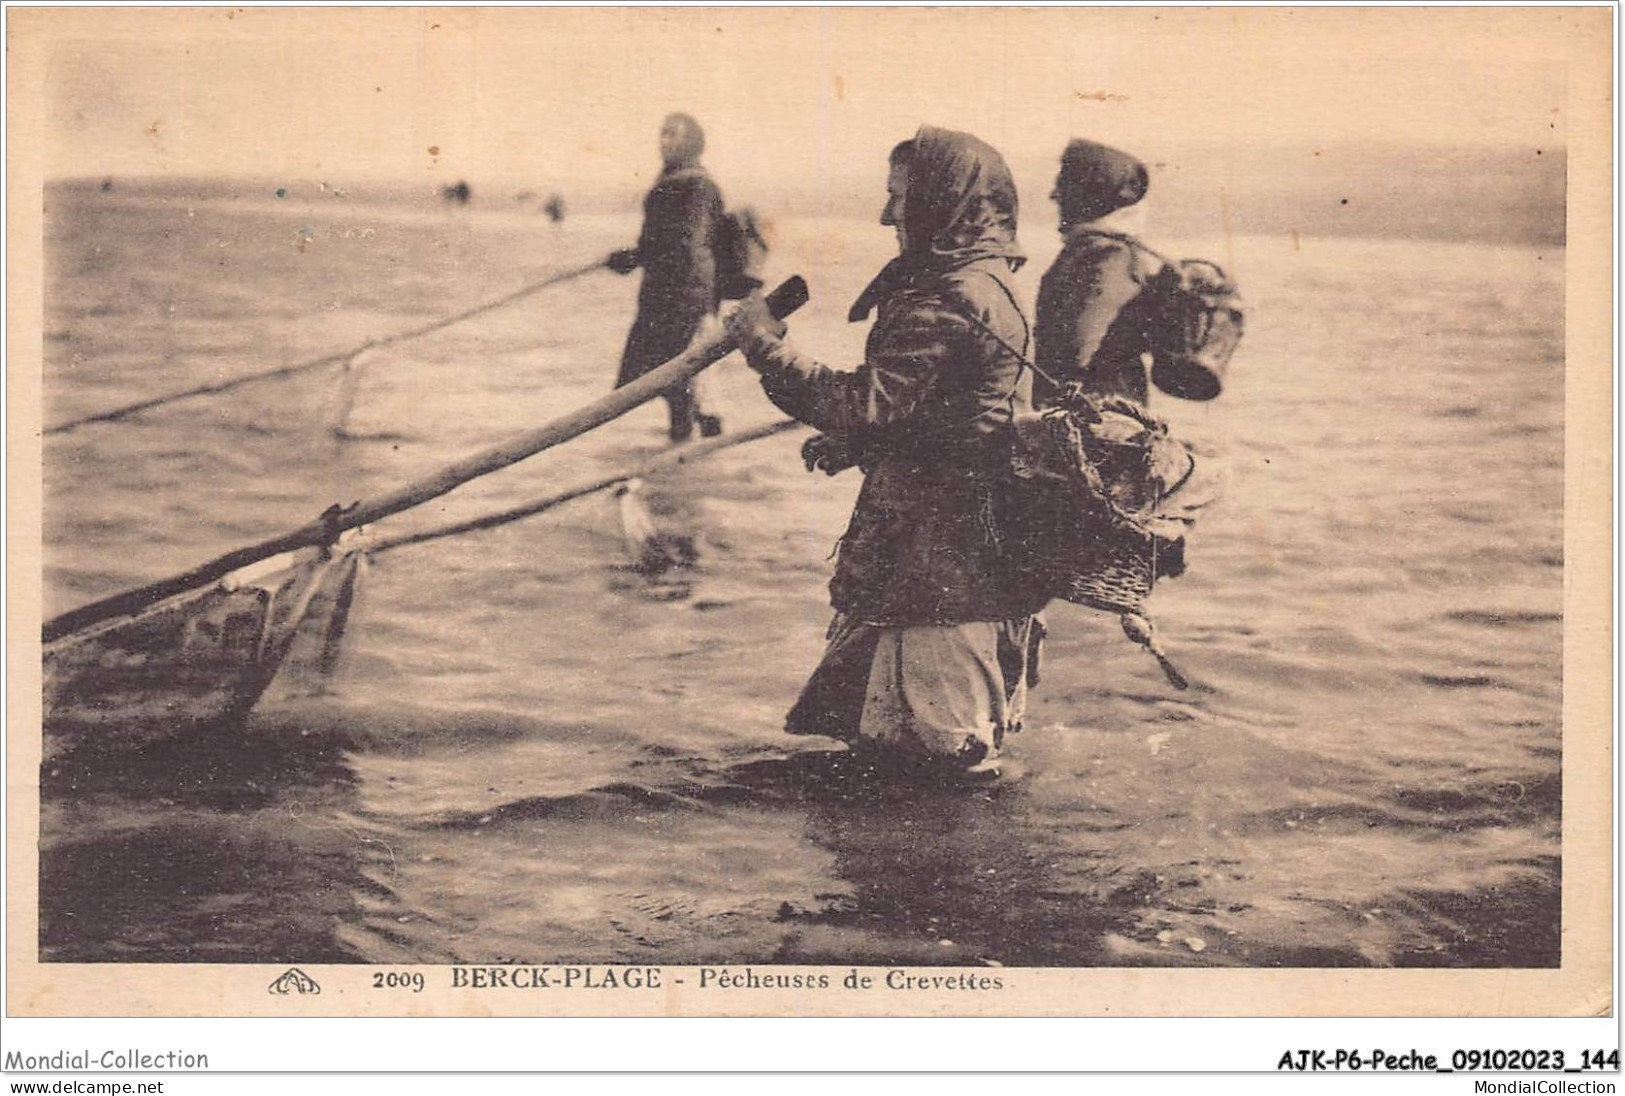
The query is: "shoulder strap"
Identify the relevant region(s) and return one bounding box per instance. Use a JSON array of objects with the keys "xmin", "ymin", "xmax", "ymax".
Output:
[
  {"xmin": 953, "ymin": 265, "xmax": 1032, "ymax": 359},
  {"xmin": 1073, "ymin": 228, "xmax": 1174, "ymax": 273},
  {"xmin": 930, "ymin": 266, "xmax": 1059, "ymax": 409}
]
